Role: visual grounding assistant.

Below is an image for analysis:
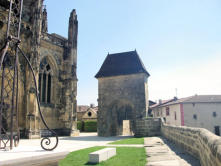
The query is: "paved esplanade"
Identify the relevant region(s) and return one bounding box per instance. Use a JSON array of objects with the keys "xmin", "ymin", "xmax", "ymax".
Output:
[
  {"xmin": 0, "ymin": 133, "xmax": 129, "ymax": 166},
  {"xmin": 145, "ymin": 137, "xmax": 201, "ymax": 166},
  {"xmin": 1, "ymin": 134, "xmax": 201, "ymax": 166}
]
